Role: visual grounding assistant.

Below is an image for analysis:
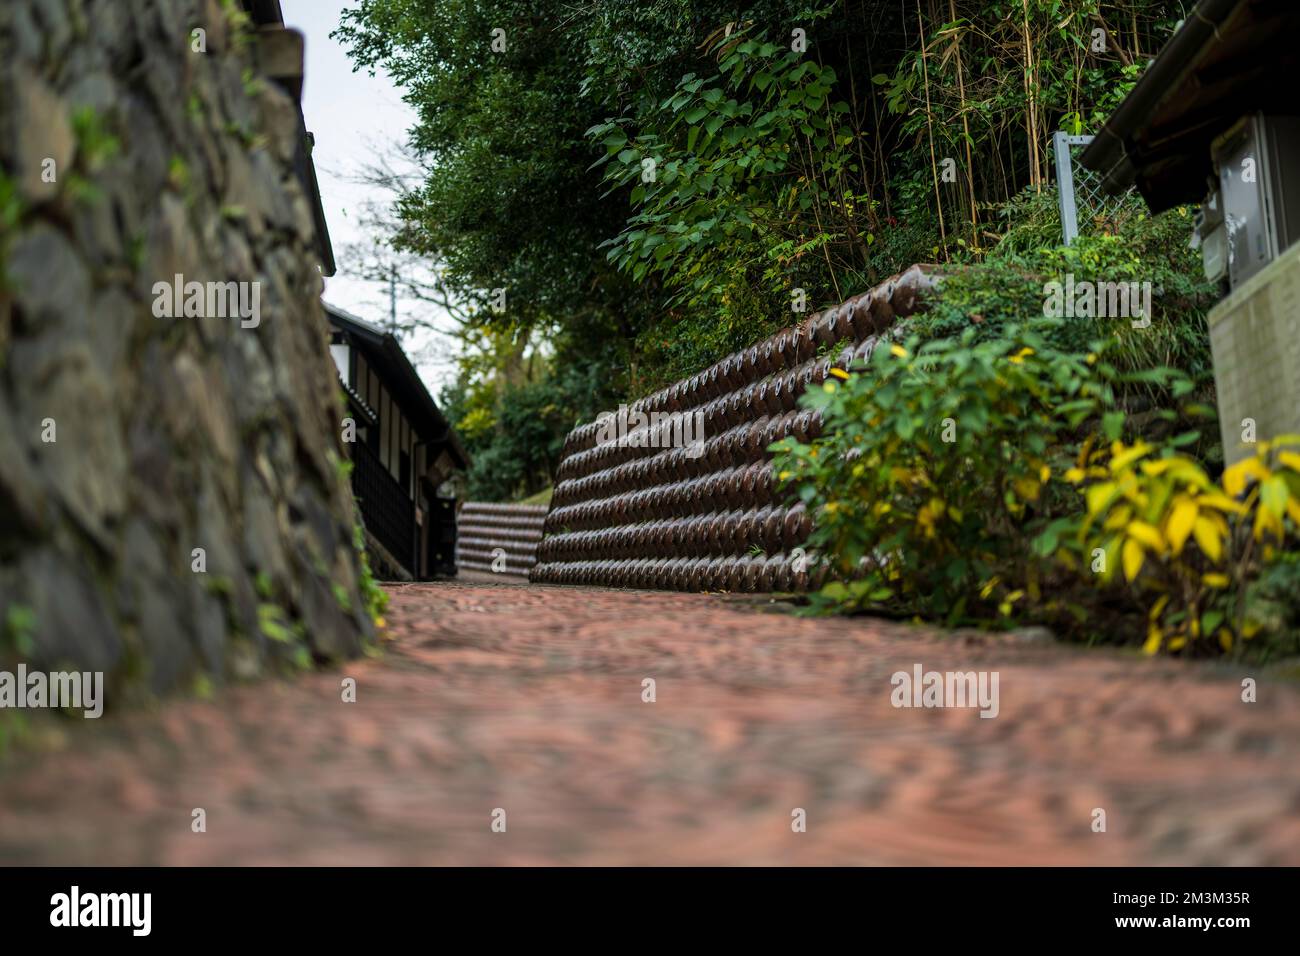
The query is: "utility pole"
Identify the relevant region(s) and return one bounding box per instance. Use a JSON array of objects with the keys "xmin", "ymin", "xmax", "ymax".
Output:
[{"xmin": 389, "ymin": 266, "xmax": 397, "ymax": 329}]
